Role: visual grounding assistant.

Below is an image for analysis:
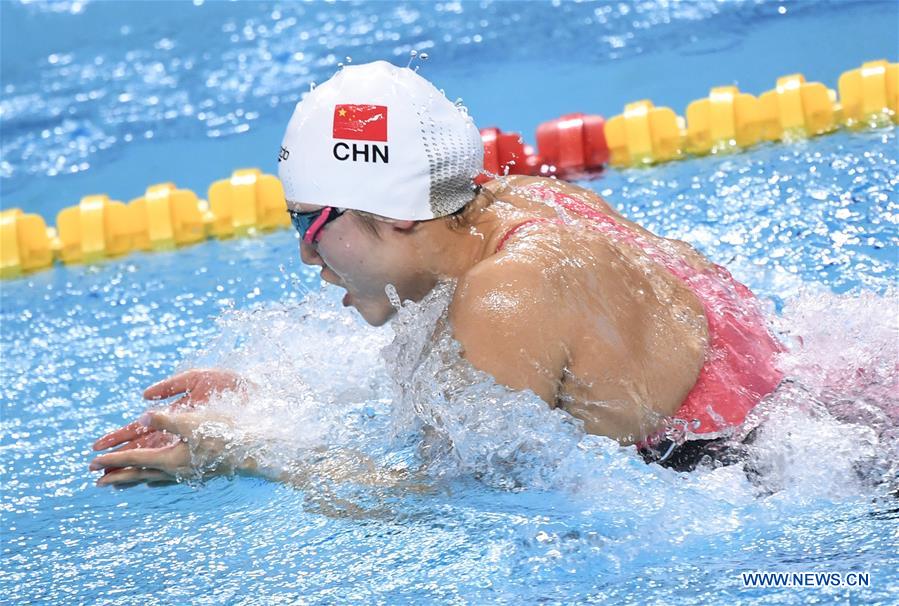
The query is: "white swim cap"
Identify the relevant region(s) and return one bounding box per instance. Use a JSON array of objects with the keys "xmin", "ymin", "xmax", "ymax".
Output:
[{"xmin": 278, "ymin": 60, "xmax": 484, "ymax": 221}]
